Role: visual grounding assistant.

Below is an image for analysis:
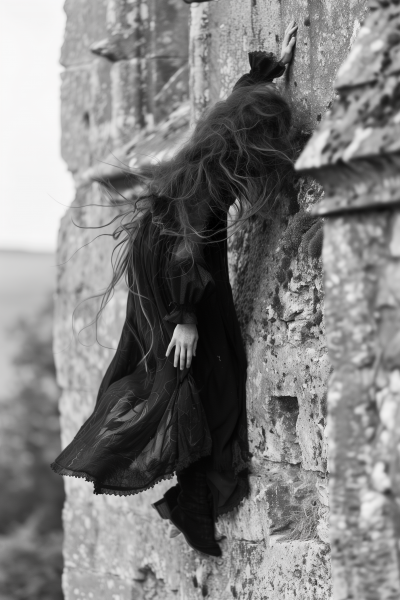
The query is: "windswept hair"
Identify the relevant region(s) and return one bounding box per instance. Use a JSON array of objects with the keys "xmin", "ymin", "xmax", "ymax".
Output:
[
  {"xmin": 148, "ymin": 82, "xmax": 293, "ymax": 227},
  {"xmin": 78, "ymin": 82, "xmax": 293, "ymax": 357}
]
